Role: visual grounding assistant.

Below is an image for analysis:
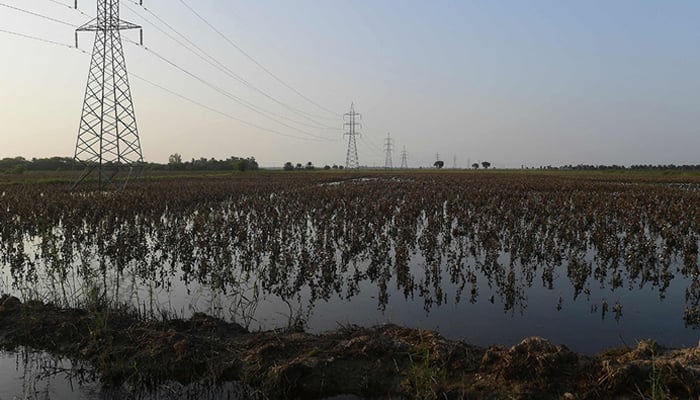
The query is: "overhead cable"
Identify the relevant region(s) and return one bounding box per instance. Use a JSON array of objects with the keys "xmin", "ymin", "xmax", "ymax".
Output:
[
  {"xmin": 177, "ymin": 0, "xmax": 341, "ymax": 118},
  {"xmin": 122, "ymin": 2, "xmax": 339, "ymax": 133},
  {"xmin": 0, "ymin": 2, "xmax": 78, "ymax": 27},
  {"xmin": 125, "ymin": 39, "xmax": 335, "ymax": 141},
  {"xmin": 124, "ymin": 0, "xmax": 340, "ymax": 129}
]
